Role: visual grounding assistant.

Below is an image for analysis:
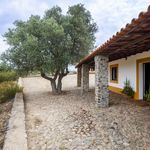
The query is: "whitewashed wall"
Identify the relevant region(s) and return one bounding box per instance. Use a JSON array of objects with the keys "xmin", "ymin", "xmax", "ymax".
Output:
[{"xmin": 108, "ymin": 50, "xmax": 150, "ymax": 99}]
